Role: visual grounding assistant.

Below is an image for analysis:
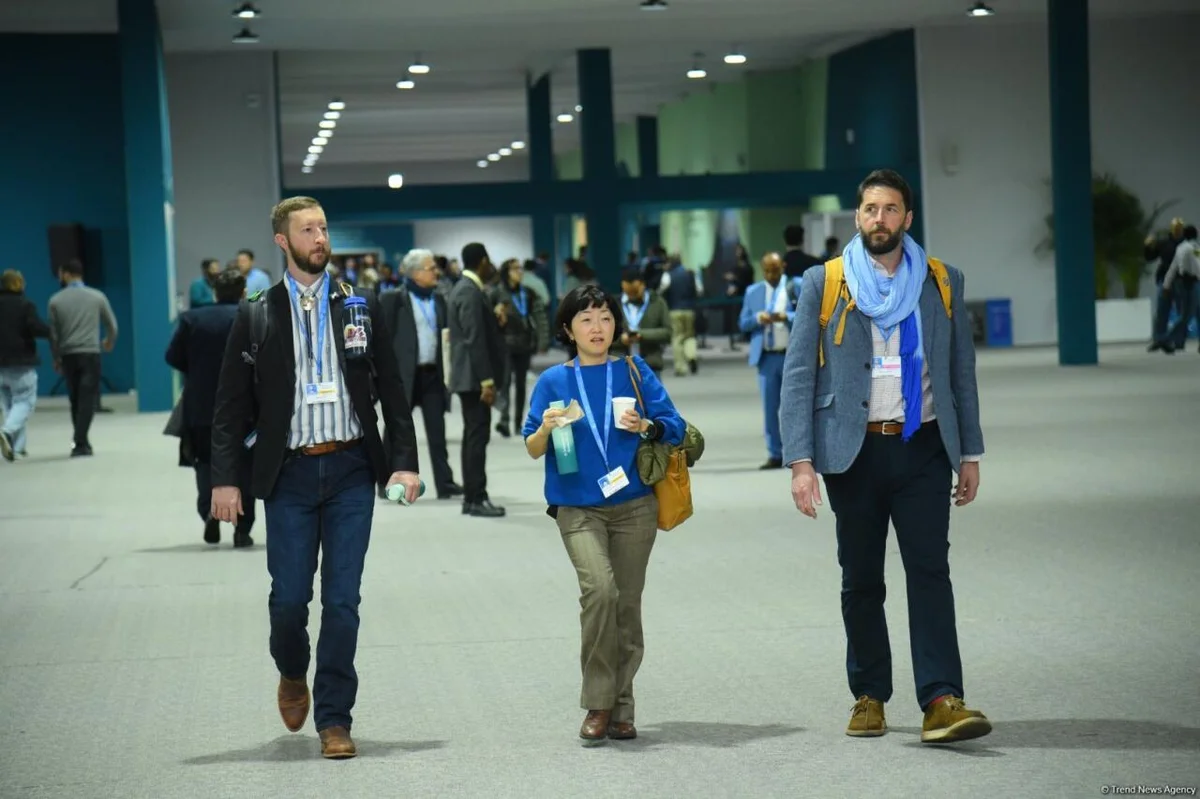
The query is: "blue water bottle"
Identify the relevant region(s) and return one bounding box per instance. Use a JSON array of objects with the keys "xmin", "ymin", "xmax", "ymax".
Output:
[
  {"xmin": 549, "ymin": 400, "xmax": 579, "ymax": 475},
  {"xmin": 387, "ymin": 479, "xmax": 426, "ymax": 506},
  {"xmin": 343, "ymin": 295, "xmax": 371, "ymax": 360}
]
